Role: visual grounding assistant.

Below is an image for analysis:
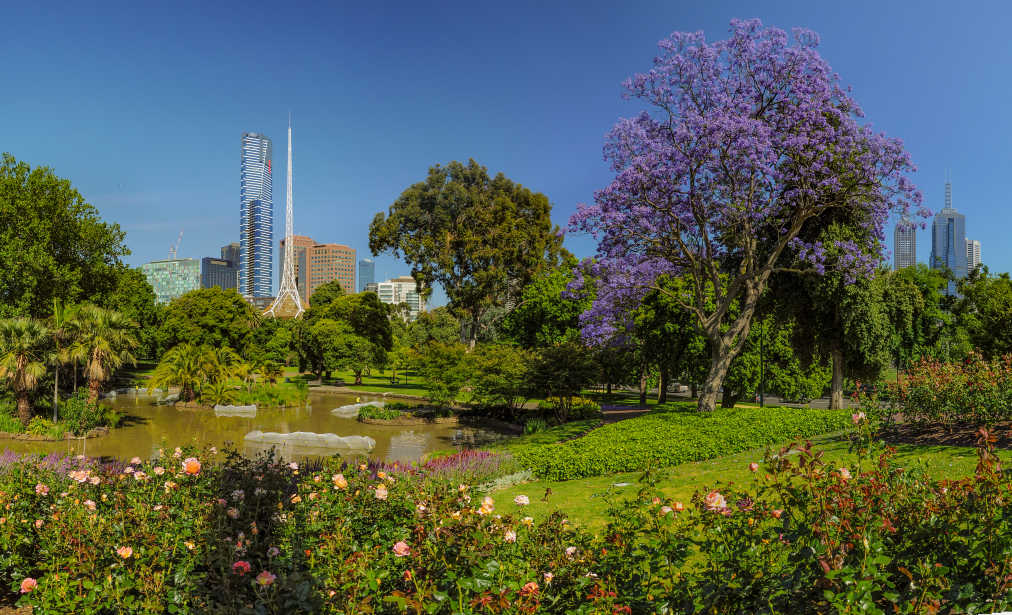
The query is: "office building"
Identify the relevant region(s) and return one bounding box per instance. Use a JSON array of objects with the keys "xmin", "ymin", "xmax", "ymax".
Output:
[
  {"xmin": 221, "ymin": 242, "xmax": 240, "ymax": 267},
  {"xmin": 376, "ymin": 276, "xmax": 426, "ymax": 321},
  {"xmin": 239, "ymin": 132, "xmax": 273, "ymax": 299},
  {"xmin": 893, "ymin": 218, "xmax": 916, "ymax": 270},
  {"xmin": 930, "ymin": 179, "xmax": 967, "ymax": 296},
  {"xmin": 364, "ymin": 282, "xmax": 378, "ymax": 293},
  {"xmin": 141, "ymin": 258, "xmax": 201, "ymax": 304},
  {"xmin": 280, "ymin": 235, "xmax": 356, "ymax": 304},
  {"xmin": 201, "ymin": 257, "xmax": 238, "ymax": 291},
  {"xmin": 358, "ymin": 258, "xmax": 375, "ymax": 292},
  {"xmin": 966, "ymin": 239, "xmax": 982, "ymax": 271}
]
